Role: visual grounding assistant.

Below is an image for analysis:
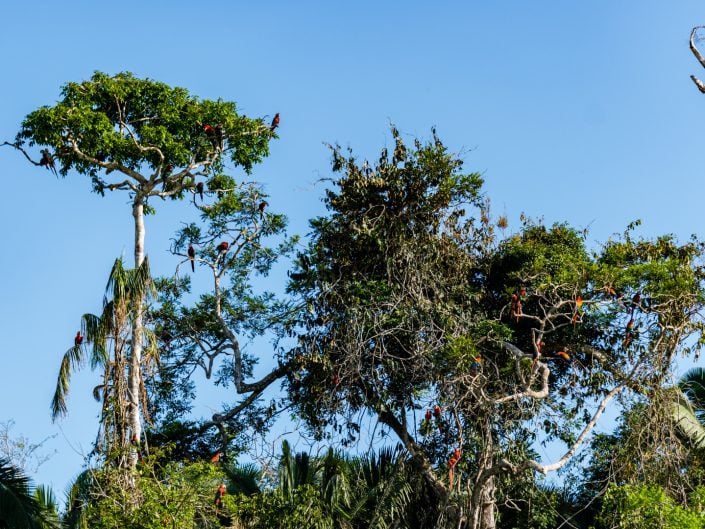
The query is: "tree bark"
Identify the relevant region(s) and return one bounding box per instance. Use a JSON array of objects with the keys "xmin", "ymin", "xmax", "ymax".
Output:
[{"xmin": 127, "ymin": 195, "xmax": 146, "ymax": 464}]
